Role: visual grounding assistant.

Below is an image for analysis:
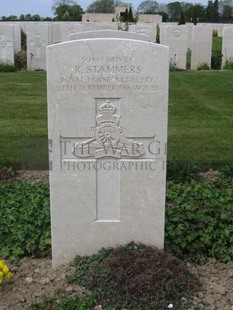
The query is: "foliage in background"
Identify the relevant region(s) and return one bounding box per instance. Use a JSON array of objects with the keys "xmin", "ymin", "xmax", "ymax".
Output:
[
  {"xmin": 223, "ymin": 58, "xmax": 233, "ymax": 69},
  {"xmin": 52, "ymin": 0, "xmax": 83, "ymax": 20},
  {"xmin": 165, "ymin": 176, "xmax": 233, "ymax": 263},
  {"xmin": 0, "ymin": 182, "xmax": 50, "ymax": 260},
  {"xmin": 86, "ymin": 0, "xmax": 115, "ymax": 13},
  {"xmin": 211, "ymin": 50, "xmax": 222, "ymax": 69},
  {"xmin": 70, "ymin": 242, "xmax": 200, "ymax": 310},
  {"xmin": 178, "ymin": 10, "xmax": 186, "ymax": 24},
  {"xmin": 197, "ymin": 63, "xmax": 210, "ymax": 70},
  {"xmin": 137, "ymin": 0, "xmax": 159, "ymax": 14},
  {"xmin": 15, "ymin": 50, "xmax": 27, "ymax": 71},
  {"xmin": 21, "ymin": 29, "xmax": 27, "ymax": 51}
]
